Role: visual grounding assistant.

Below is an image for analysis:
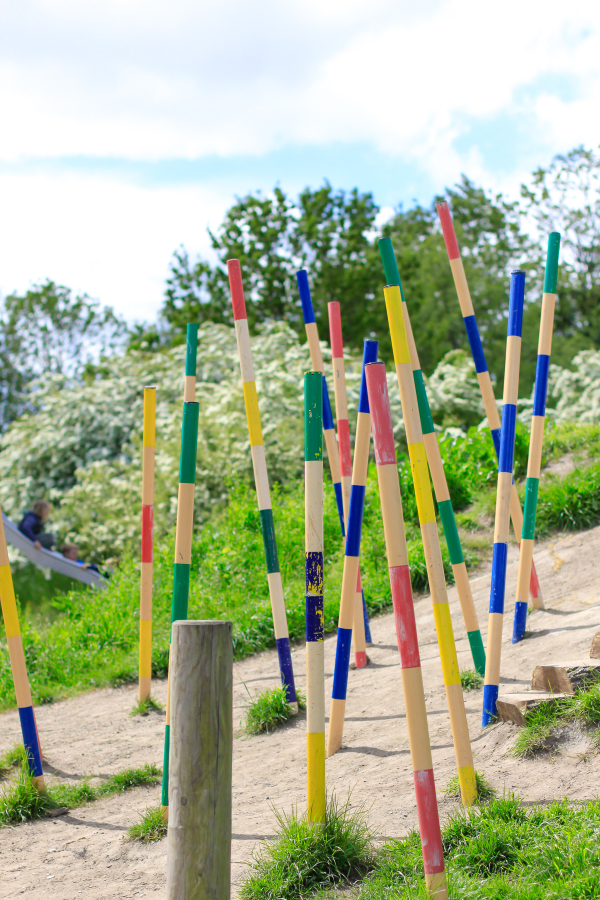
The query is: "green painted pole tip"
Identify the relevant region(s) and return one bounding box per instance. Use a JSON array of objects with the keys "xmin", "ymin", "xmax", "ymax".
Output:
[
  {"xmin": 304, "ymin": 372, "xmax": 322, "ymax": 463},
  {"xmin": 543, "ymin": 232, "xmax": 561, "ymax": 294},
  {"xmin": 185, "ymin": 324, "xmax": 199, "ymax": 377},
  {"xmin": 378, "ymin": 237, "xmax": 401, "ymax": 286}
]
